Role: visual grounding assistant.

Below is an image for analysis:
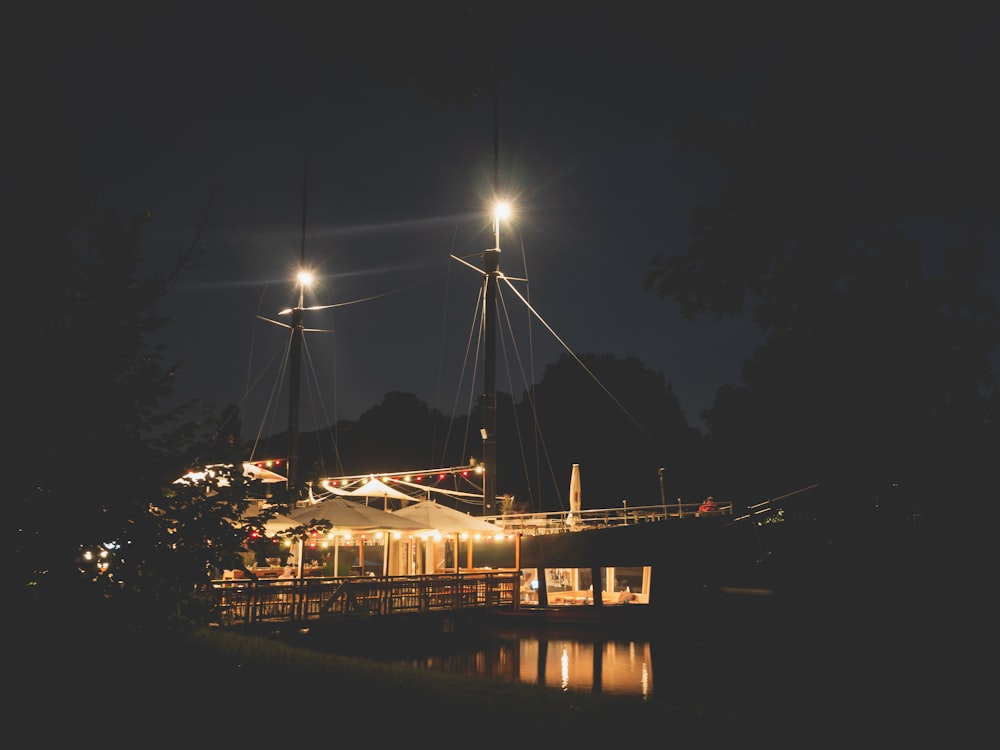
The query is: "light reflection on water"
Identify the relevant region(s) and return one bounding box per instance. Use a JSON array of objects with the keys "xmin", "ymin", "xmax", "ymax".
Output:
[{"xmin": 395, "ymin": 633, "xmax": 659, "ymax": 698}]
